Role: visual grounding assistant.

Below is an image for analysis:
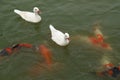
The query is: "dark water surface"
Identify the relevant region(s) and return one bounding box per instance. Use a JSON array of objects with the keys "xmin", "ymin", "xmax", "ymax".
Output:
[{"xmin": 0, "ymin": 0, "xmax": 120, "ymax": 80}]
